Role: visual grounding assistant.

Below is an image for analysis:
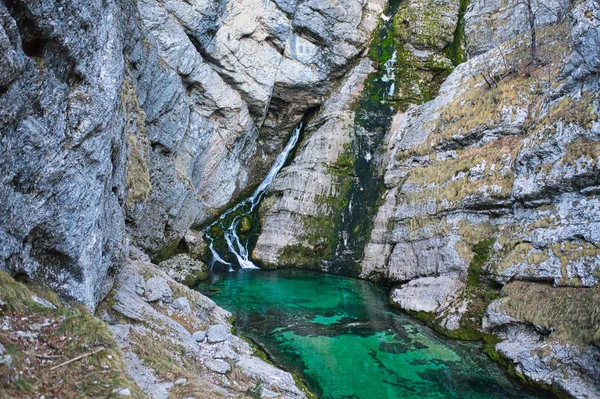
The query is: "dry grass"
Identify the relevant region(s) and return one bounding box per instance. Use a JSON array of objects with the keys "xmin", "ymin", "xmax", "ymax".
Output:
[
  {"xmin": 0, "ymin": 272, "xmax": 143, "ymax": 399},
  {"xmin": 499, "ymin": 281, "xmax": 600, "ymax": 346},
  {"xmin": 397, "ymin": 22, "xmax": 572, "ymax": 161},
  {"xmin": 129, "ymin": 330, "xmax": 233, "ymax": 399},
  {"xmin": 401, "ymin": 137, "xmax": 522, "ymax": 205}
]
